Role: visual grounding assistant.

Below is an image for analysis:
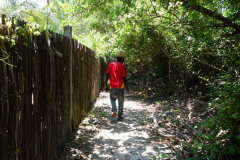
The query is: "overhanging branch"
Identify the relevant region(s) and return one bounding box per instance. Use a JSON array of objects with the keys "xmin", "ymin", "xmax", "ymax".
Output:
[
  {"xmin": 221, "ymin": 31, "xmax": 239, "ymax": 38},
  {"xmin": 182, "ymin": 0, "xmax": 240, "ymax": 35}
]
